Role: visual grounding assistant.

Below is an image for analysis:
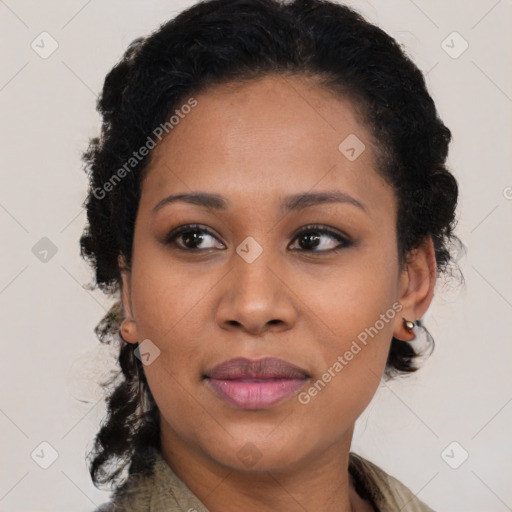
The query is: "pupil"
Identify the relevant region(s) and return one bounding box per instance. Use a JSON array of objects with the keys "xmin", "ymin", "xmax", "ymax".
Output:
[
  {"xmin": 301, "ymin": 233, "xmax": 320, "ymax": 249},
  {"xmin": 185, "ymin": 230, "xmax": 203, "ymax": 248}
]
